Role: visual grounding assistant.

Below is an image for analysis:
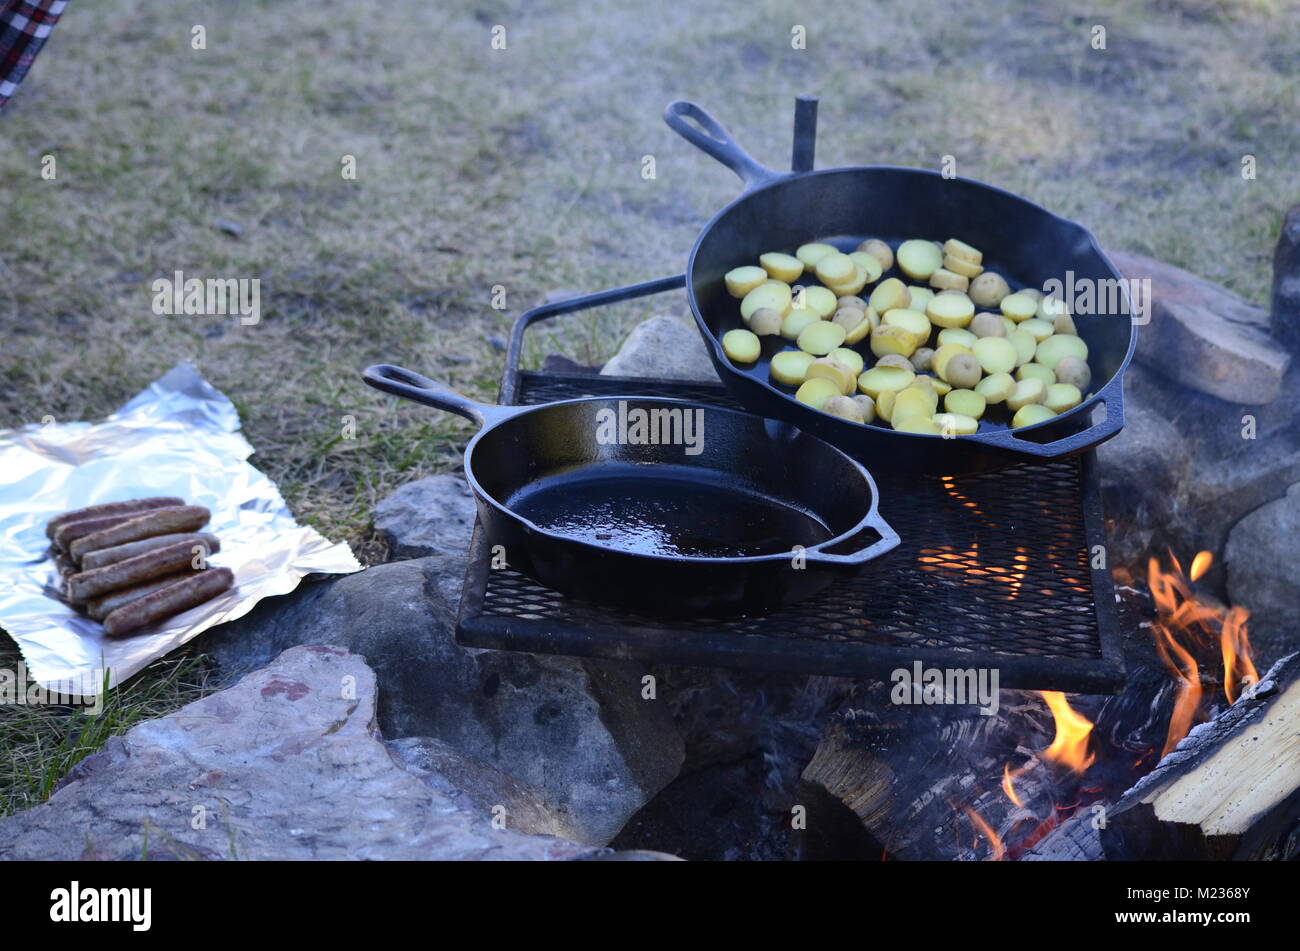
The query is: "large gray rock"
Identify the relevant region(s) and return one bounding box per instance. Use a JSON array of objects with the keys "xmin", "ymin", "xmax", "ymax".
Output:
[
  {"xmin": 1226, "ymin": 482, "xmax": 1300, "ymax": 666},
  {"xmin": 600, "ymin": 315, "xmax": 719, "ymax": 383},
  {"xmin": 199, "ymin": 556, "xmax": 684, "ymax": 846},
  {"xmin": 373, "ymin": 473, "xmax": 477, "ymax": 559},
  {"xmin": 0, "ymin": 646, "xmax": 593, "ymax": 861},
  {"xmin": 1271, "ymin": 204, "xmax": 1300, "ymax": 353}
]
